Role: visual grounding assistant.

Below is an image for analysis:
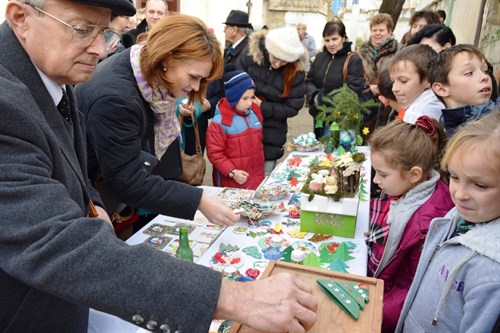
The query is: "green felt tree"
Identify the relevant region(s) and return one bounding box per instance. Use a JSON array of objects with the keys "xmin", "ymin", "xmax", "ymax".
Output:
[
  {"xmin": 328, "ymin": 258, "xmax": 350, "ymax": 273},
  {"xmin": 280, "ymin": 246, "xmax": 293, "ymax": 262},
  {"xmin": 303, "ymin": 252, "xmax": 322, "ymax": 268},
  {"xmin": 332, "ymin": 243, "xmax": 355, "ymax": 261},
  {"xmin": 319, "ymin": 247, "xmax": 335, "ymax": 264}
]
